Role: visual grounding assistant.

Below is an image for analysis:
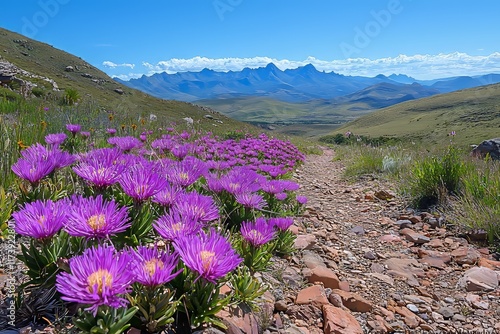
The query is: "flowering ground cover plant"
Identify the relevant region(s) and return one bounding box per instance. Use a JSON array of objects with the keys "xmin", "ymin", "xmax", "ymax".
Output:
[{"xmin": 7, "ymin": 125, "xmax": 306, "ymax": 333}]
